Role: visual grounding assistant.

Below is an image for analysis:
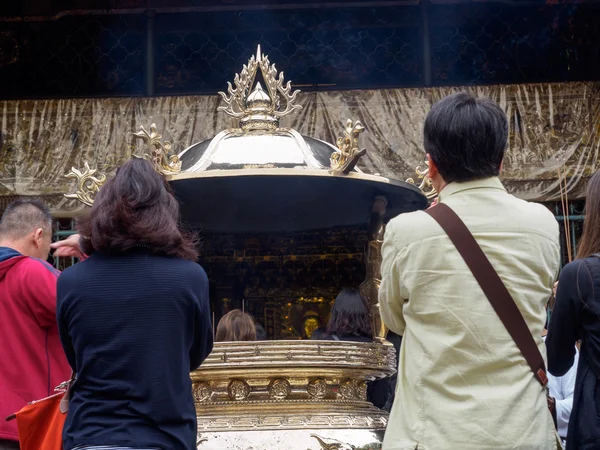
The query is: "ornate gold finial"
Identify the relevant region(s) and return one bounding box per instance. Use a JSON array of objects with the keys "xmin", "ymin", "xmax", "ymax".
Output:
[
  {"xmin": 64, "ymin": 162, "xmax": 107, "ymax": 207},
  {"xmin": 133, "ymin": 123, "xmax": 182, "ymax": 176},
  {"xmin": 406, "ymin": 160, "xmax": 438, "ymax": 200},
  {"xmin": 218, "ymin": 45, "xmax": 302, "ymax": 131},
  {"xmin": 330, "ymin": 119, "xmax": 367, "ymax": 174}
]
